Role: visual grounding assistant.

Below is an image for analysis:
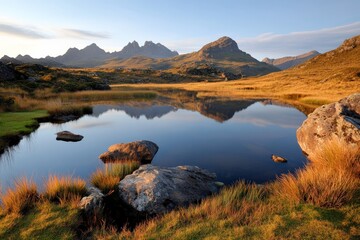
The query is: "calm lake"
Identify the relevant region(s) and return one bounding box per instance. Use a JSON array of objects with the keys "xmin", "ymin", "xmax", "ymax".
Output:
[{"xmin": 0, "ymin": 98, "xmax": 307, "ymax": 189}]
